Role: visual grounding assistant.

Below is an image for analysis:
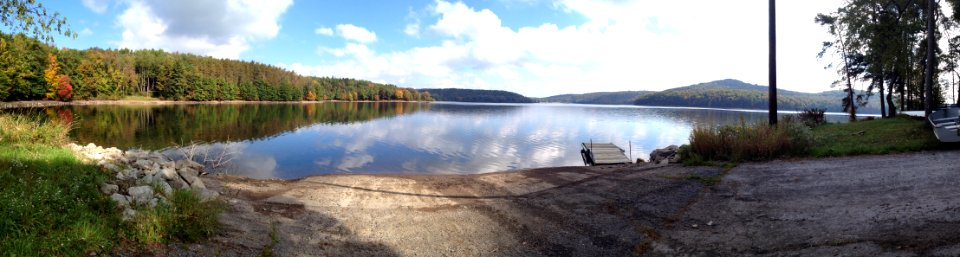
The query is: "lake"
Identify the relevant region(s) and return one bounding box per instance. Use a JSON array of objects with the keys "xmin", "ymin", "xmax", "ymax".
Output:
[{"xmin": 10, "ymin": 102, "xmax": 850, "ymax": 179}]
